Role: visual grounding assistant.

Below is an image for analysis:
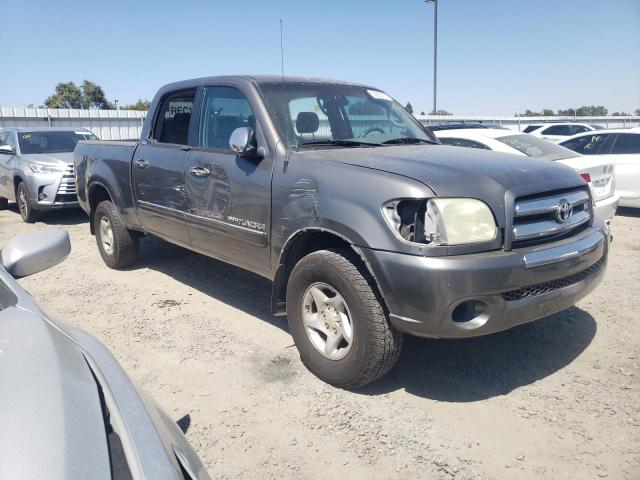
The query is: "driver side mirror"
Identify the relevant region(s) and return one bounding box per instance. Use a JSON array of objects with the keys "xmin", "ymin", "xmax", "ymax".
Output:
[
  {"xmin": 229, "ymin": 127, "xmax": 265, "ymax": 158},
  {"xmin": 0, "ymin": 145, "xmax": 15, "ymax": 155},
  {"xmin": 2, "ymin": 230, "xmax": 71, "ymax": 278}
]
